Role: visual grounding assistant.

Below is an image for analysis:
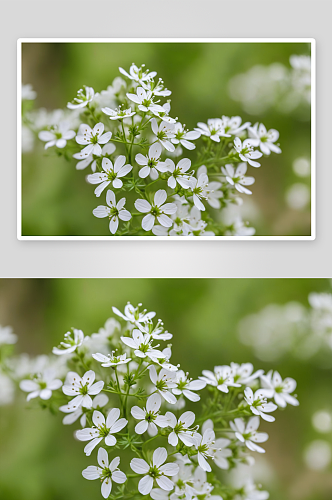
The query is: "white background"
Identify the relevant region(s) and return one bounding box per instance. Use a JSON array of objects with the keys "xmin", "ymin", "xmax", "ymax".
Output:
[{"xmin": 2, "ymin": 0, "xmax": 331, "ymax": 277}]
